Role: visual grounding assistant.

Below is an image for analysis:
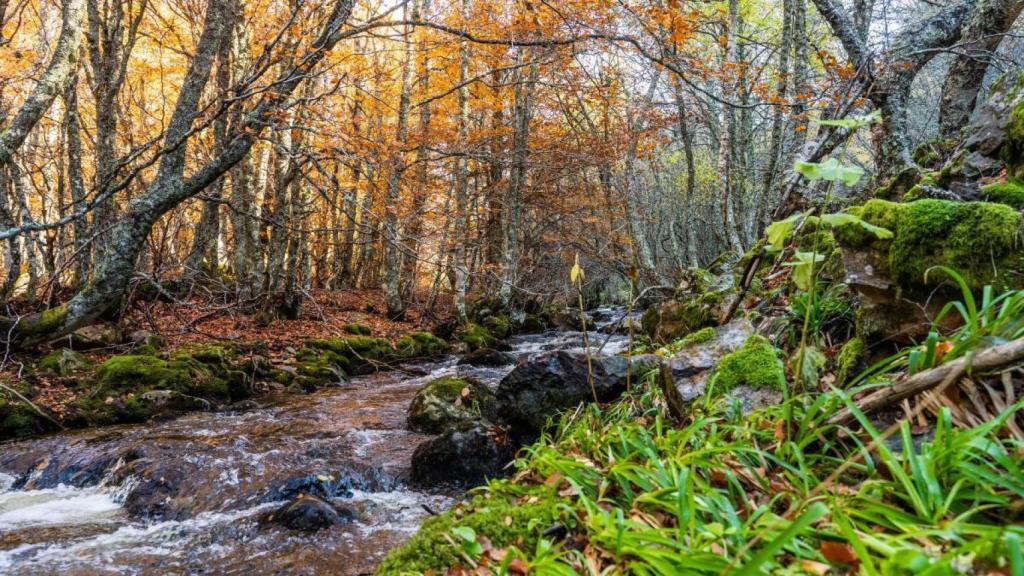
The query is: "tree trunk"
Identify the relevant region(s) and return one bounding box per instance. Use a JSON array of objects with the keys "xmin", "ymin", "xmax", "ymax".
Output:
[
  {"xmin": 382, "ymin": 6, "xmax": 415, "ymax": 320},
  {"xmin": 939, "ymin": 0, "xmax": 1023, "ymax": 139},
  {"xmin": 760, "ymin": 0, "xmax": 792, "ymax": 218},
  {"xmin": 185, "ymin": 23, "xmax": 233, "ymax": 280},
  {"xmin": 717, "ymin": 0, "xmax": 745, "ymax": 254},
  {"xmin": 63, "ymin": 69, "xmax": 90, "ymax": 286},
  {"xmin": 452, "ymin": 0, "xmax": 471, "ymax": 321},
  {"xmin": 672, "ymin": 80, "xmax": 699, "ymax": 268},
  {"xmin": 401, "ymin": 0, "xmax": 432, "ymax": 303},
  {"xmin": 499, "ymin": 52, "xmax": 538, "ymax": 308}
]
